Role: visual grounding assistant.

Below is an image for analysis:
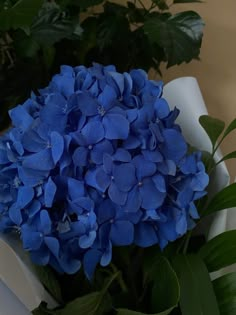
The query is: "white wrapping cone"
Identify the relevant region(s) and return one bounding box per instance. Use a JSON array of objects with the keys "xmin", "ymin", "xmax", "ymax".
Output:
[
  {"xmin": 0, "ymin": 233, "xmax": 56, "ymax": 313},
  {"xmin": 163, "ymin": 77, "xmax": 230, "ymax": 238}
]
